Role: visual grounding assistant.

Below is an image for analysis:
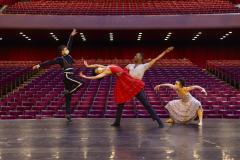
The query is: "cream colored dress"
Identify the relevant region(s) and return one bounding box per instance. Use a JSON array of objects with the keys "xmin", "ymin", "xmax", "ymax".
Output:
[{"xmin": 165, "ymin": 88, "xmax": 202, "ymax": 123}]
